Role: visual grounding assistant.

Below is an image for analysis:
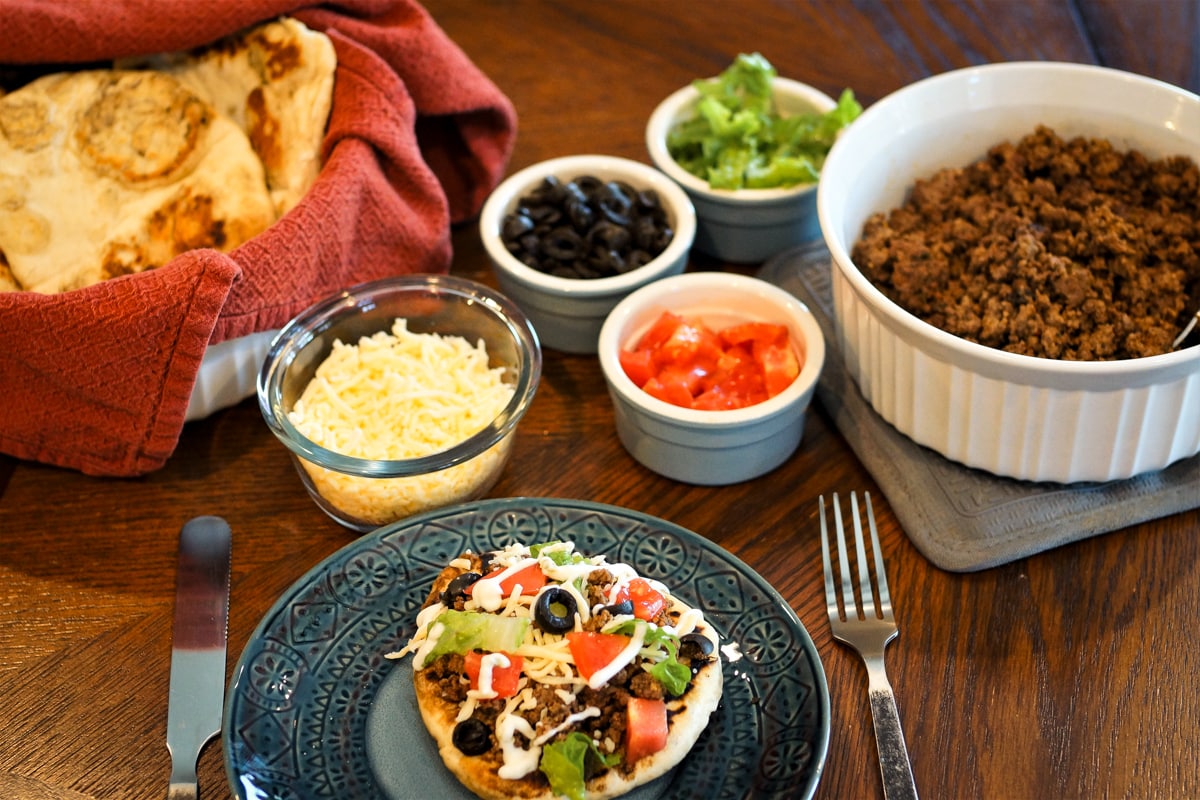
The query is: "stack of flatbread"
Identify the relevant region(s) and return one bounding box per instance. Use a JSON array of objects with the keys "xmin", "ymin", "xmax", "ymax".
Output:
[{"xmin": 0, "ymin": 16, "xmax": 336, "ymax": 294}]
